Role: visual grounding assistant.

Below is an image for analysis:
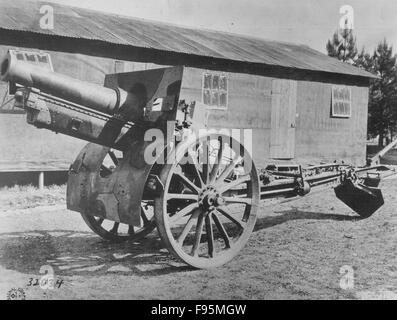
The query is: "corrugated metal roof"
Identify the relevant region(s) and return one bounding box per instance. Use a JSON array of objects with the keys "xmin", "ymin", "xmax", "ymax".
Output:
[{"xmin": 0, "ymin": 0, "xmax": 376, "ymax": 79}]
